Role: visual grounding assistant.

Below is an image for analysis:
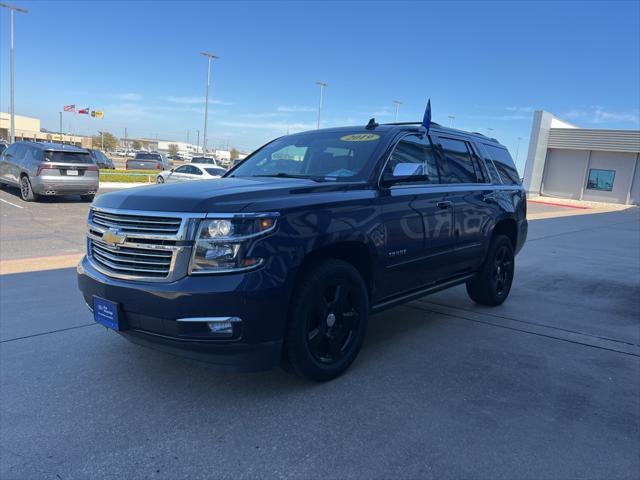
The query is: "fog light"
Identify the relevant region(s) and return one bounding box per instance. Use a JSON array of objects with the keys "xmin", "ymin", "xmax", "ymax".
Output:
[{"xmin": 207, "ymin": 321, "xmax": 233, "ymax": 334}]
